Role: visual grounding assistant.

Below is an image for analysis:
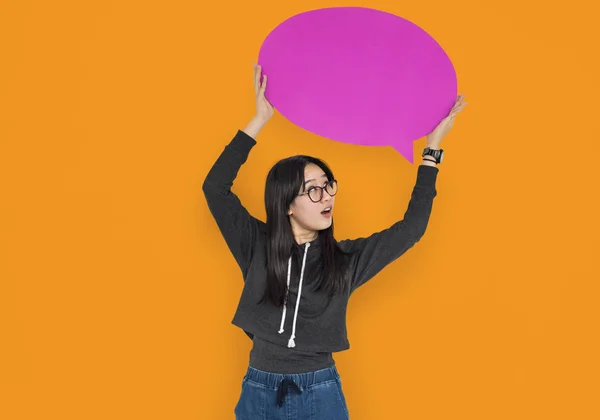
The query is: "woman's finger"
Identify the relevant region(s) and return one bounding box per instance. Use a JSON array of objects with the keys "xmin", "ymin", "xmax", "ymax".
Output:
[
  {"xmin": 253, "ymin": 62, "xmax": 257, "ymax": 90},
  {"xmin": 449, "ymin": 104, "xmax": 466, "ymax": 118},
  {"xmin": 453, "ymin": 95, "xmax": 465, "ymax": 109},
  {"xmin": 451, "ymin": 101, "xmax": 467, "ymax": 114},
  {"xmin": 260, "ymin": 74, "xmax": 267, "ymax": 95},
  {"xmin": 254, "ymin": 64, "xmax": 262, "ymax": 93}
]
